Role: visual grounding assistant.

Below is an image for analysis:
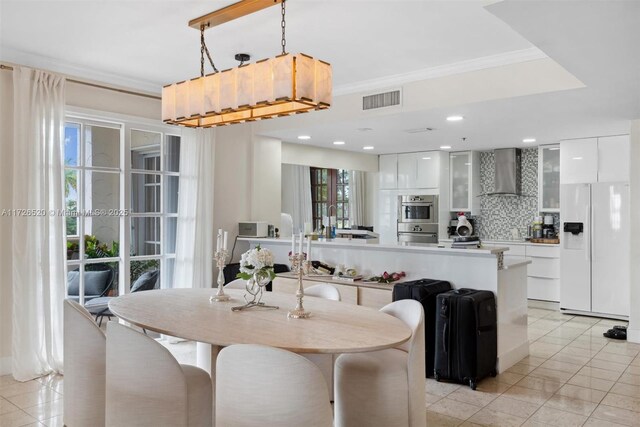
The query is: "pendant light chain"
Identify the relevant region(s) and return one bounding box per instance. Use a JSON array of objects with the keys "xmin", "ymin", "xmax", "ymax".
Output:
[
  {"xmin": 200, "ymin": 25, "xmax": 219, "ymax": 77},
  {"xmin": 281, "ymin": 0, "xmax": 287, "ymax": 55}
]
